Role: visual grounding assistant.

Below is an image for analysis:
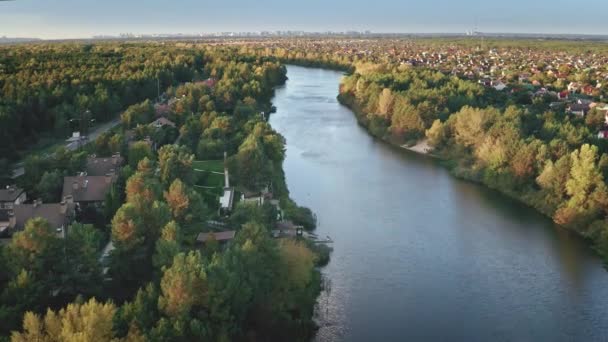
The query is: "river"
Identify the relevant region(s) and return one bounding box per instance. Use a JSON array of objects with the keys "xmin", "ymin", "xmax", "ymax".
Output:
[{"xmin": 269, "ymin": 65, "xmax": 608, "ymax": 341}]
